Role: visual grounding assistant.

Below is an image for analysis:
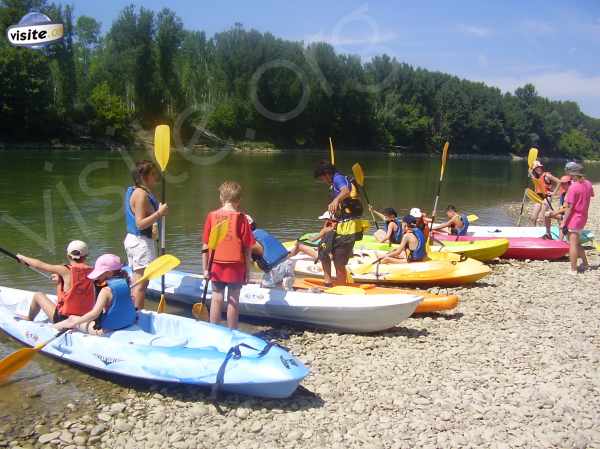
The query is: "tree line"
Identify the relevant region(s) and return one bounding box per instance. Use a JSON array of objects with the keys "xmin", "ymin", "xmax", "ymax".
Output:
[{"xmin": 1, "ymin": 1, "xmax": 599, "ymax": 158}]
